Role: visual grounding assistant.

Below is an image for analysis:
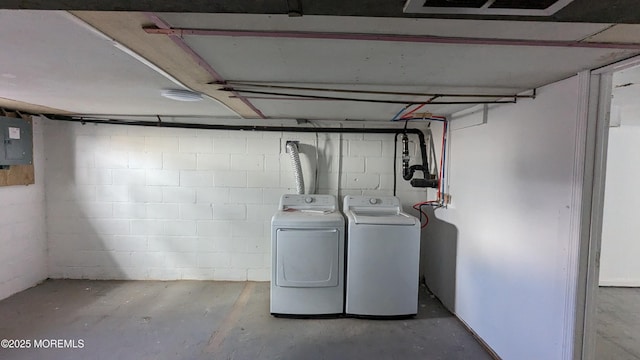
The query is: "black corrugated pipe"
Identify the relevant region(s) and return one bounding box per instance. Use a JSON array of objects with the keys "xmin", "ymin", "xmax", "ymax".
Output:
[
  {"xmin": 43, "ymin": 114, "xmax": 437, "ymax": 188},
  {"xmin": 400, "ymin": 132, "xmax": 437, "ymax": 188}
]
